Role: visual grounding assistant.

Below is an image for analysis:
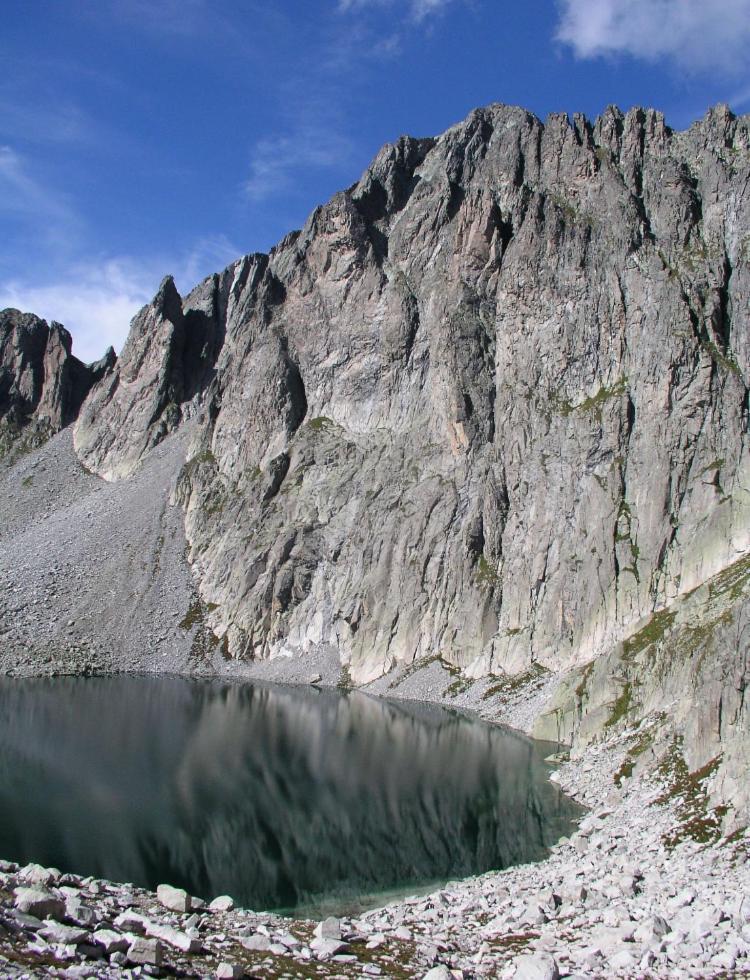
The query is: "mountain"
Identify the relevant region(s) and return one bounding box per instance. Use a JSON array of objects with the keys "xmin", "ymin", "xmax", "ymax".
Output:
[{"xmin": 1, "ymin": 102, "xmax": 749, "ymax": 820}]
